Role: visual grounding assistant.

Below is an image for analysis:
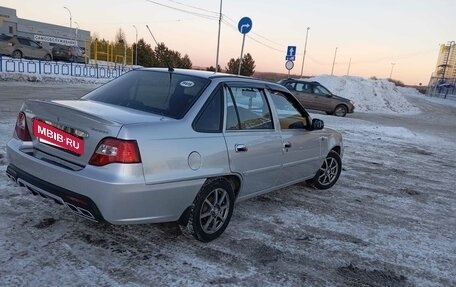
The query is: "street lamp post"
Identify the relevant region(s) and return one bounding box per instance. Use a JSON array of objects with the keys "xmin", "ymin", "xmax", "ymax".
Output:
[
  {"xmin": 300, "ymin": 27, "xmax": 310, "ymax": 78},
  {"xmin": 133, "ymin": 25, "xmax": 138, "ymax": 66},
  {"xmin": 389, "ymin": 63, "xmax": 396, "ymax": 79},
  {"xmin": 331, "ymin": 47, "xmax": 338, "ymax": 75},
  {"xmin": 63, "ymin": 6, "xmax": 72, "ymax": 28},
  {"xmin": 74, "ymin": 21, "xmax": 79, "ymax": 43}
]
